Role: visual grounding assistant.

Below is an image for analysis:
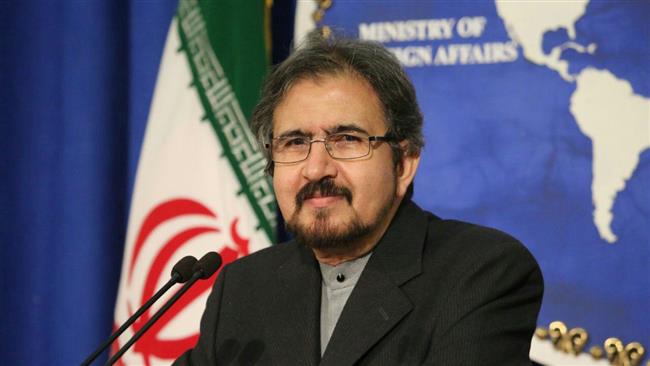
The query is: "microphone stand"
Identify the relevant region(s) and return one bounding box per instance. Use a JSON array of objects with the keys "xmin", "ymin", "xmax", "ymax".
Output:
[
  {"xmin": 81, "ymin": 273, "xmax": 181, "ymax": 366},
  {"xmin": 104, "ymin": 271, "xmax": 203, "ymax": 366}
]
